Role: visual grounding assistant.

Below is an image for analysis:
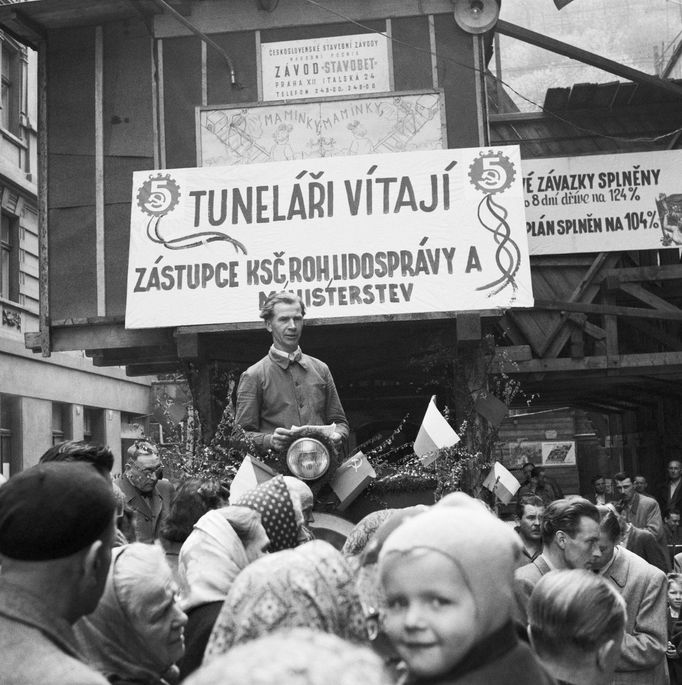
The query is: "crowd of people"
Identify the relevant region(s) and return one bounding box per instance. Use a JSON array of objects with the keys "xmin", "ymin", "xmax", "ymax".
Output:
[
  {"xmin": 3, "ymin": 289, "xmax": 682, "ymax": 684},
  {"xmin": 2, "ymin": 441, "xmax": 682, "ymax": 685}
]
